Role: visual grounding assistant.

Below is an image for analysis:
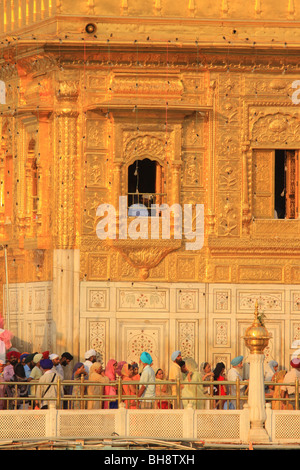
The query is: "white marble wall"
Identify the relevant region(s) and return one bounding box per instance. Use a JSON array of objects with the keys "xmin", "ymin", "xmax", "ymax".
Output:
[
  {"xmin": 79, "ymin": 282, "xmax": 206, "ymax": 374},
  {"xmin": 3, "ymin": 281, "xmax": 53, "ymax": 354},
  {"xmin": 5, "ymin": 280, "xmax": 300, "ymax": 373},
  {"xmin": 80, "ymin": 281, "xmax": 300, "ymax": 373}
]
